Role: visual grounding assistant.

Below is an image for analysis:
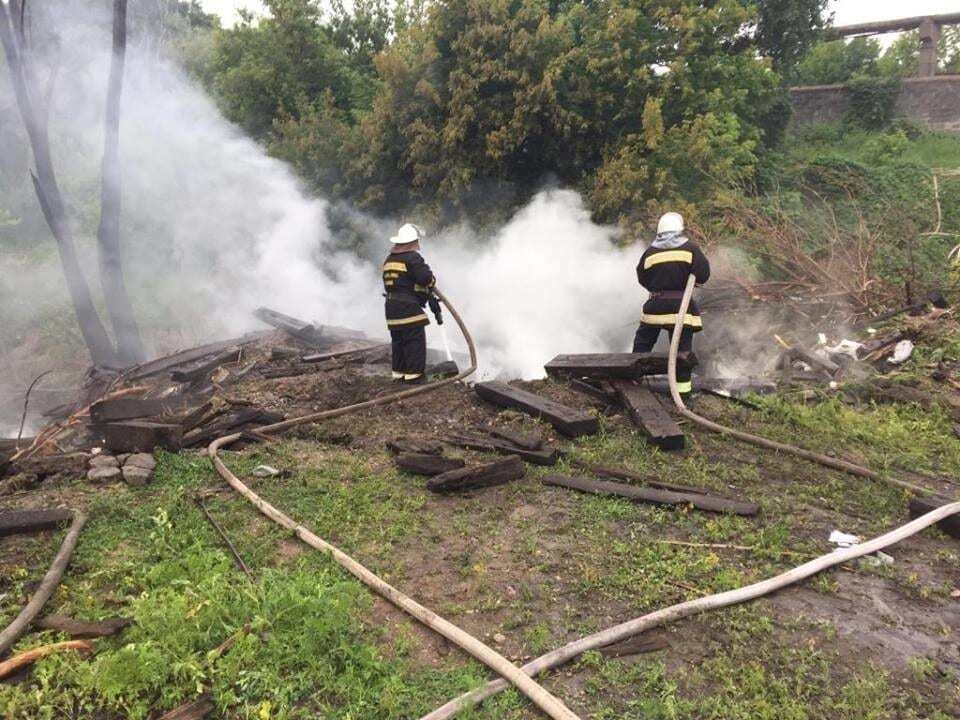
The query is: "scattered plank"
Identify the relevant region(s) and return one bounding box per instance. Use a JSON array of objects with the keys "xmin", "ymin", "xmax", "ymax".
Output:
[
  {"xmin": 395, "ymin": 453, "xmax": 466, "ymax": 477},
  {"xmin": 909, "ymin": 495, "xmax": 960, "ymax": 540},
  {"xmin": 125, "ymin": 333, "xmax": 267, "ymax": 382},
  {"xmin": 428, "ymin": 360, "xmax": 460, "ymax": 379},
  {"xmin": 612, "ymin": 381, "xmax": 684, "ymax": 451},
  {"xmin": 170, "ymin": 348, "xmax": 241, "ymax": 383},
  {"xmin": 36, "ymin": 614, "xmax": 130, "ymax": 638},
  {"xmin": 542, "ymin": 475, "xmax": 760, "ymax": 516},
  {"xmin": 474, "ymin": 381, "xmax": 598, "ymax": 438},
  {"xmin": 270, "ymin": 346, "xmax": 302, "ymax": 361},
  {"xmin": 386, "ymin": 438, "xmax": 445, "ymax": 456},
  {"xmin": 565, "ymin": 378, "xmax": 618, "ymax": 404},
  {"xmin": 100, "ymin": 421, "xmax": 183, "ymax": 453},
  {"xmin": 89, "ymin": 397, "xmax": 184, "ymax": 424},
  {"xmin": 0, "ymin": 640, "xmax": 93, "ymax": 680},
  {"xmin": 156, "ymin": 694, "xmax": 216, "ymax": 720},
  {"xmin": 182, "ymin": 409, "xmax": 285, "ymax": 448},
  {"xmin": 302, "ymin": 343, "xmax": 388, "ymax": 363},
  {"xmin": 446, "ymin": 434, "xmax": 560, "ymax": 467},
  {"xmin": 0, "ymin": 509, "xmax": 74, "ymax": 537},
  {"xmin": 7, "ymin": 453, "xmax": 88, "ymax": 481},
  {"xmin": 254, "ymin": 307, "xmax": 327, "ymax": 346},
  {"xmin": 427, "ymin": 456, "xmax": 526, "ymax": 493},
  {"xmin": 568, "ymin": 459, "xmax": 714, "ymax": 496},
  {"xmin": 486, "ymin": 426, "xmax": 543, "ymax": 451},
  {"xmin": 545, "ymin": 353, "xmax": 692, "ymax": 380}
]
